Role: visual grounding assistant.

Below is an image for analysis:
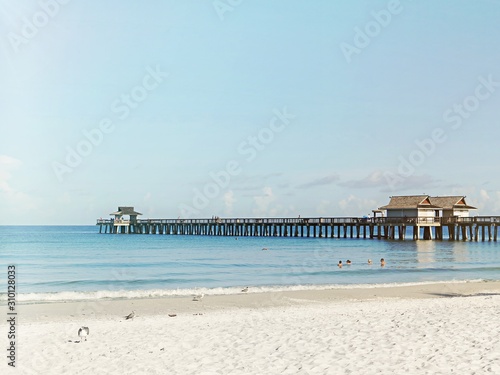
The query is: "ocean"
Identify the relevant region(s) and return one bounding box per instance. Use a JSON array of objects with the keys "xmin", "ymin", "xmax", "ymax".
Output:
[{"xmin": 1, "ymin": 225, "xmax": 499, "ymax": 303}]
